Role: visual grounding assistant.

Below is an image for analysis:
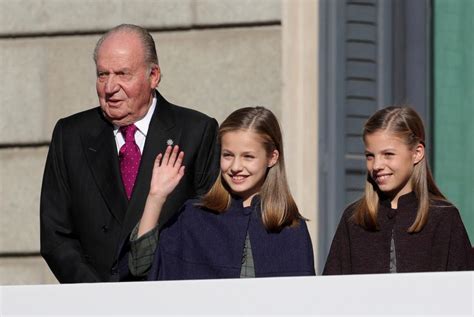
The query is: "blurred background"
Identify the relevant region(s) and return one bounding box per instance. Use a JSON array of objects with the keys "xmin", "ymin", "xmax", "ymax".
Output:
[{"xmin": 0, "ymin": 0, "xmax": 472, "ymax": 284}]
